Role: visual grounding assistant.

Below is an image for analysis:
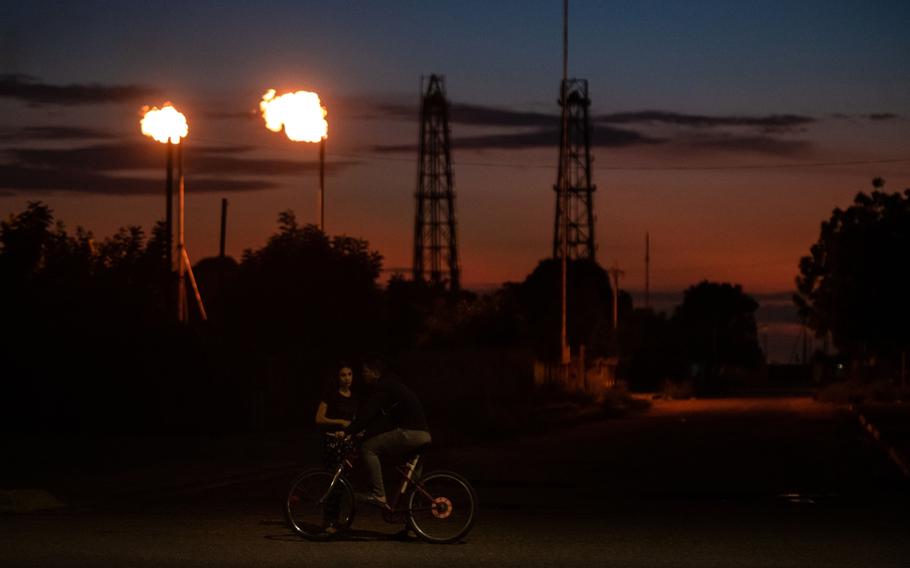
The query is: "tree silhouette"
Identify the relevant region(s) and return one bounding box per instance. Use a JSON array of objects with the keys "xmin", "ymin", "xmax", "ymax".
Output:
[
  {"xmin": 0, "ymin": 202, "xmax": 175, "ymax": 432},
  {"xmin": 0, "ymin": 201, "xmax": 55, "ymax": 281},
  {"xmin": 513, "ymin": 258, "xmax": 623, "ymax": 359},
  {"xmin": 618, "ymin": 308, "xmax": 685, "ymax": 390},
  {"xmin": 230, "ymin": 210, "xmax": 383, "ymax": 360},
  {"xmin": 795, "ymin": 178, "xmax": 910, "ymax": 365},
  {"xmin": 673, "ymin": 281, "xmax": 762, "ymax": 383}
]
